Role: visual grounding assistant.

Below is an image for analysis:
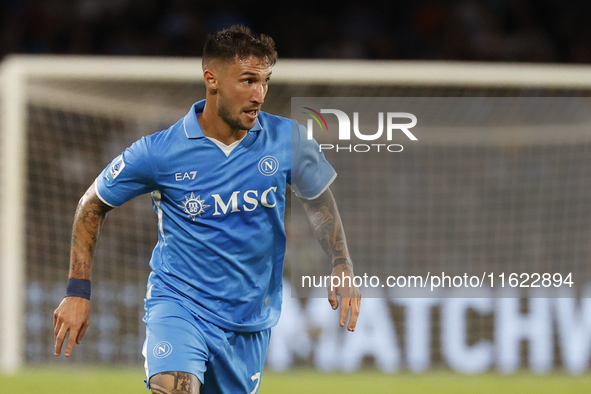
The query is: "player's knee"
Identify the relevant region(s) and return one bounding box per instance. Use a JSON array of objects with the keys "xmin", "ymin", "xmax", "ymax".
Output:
[{"xmin": 149, "ymin": 371, "xmax": 201, "ymax": 394}]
